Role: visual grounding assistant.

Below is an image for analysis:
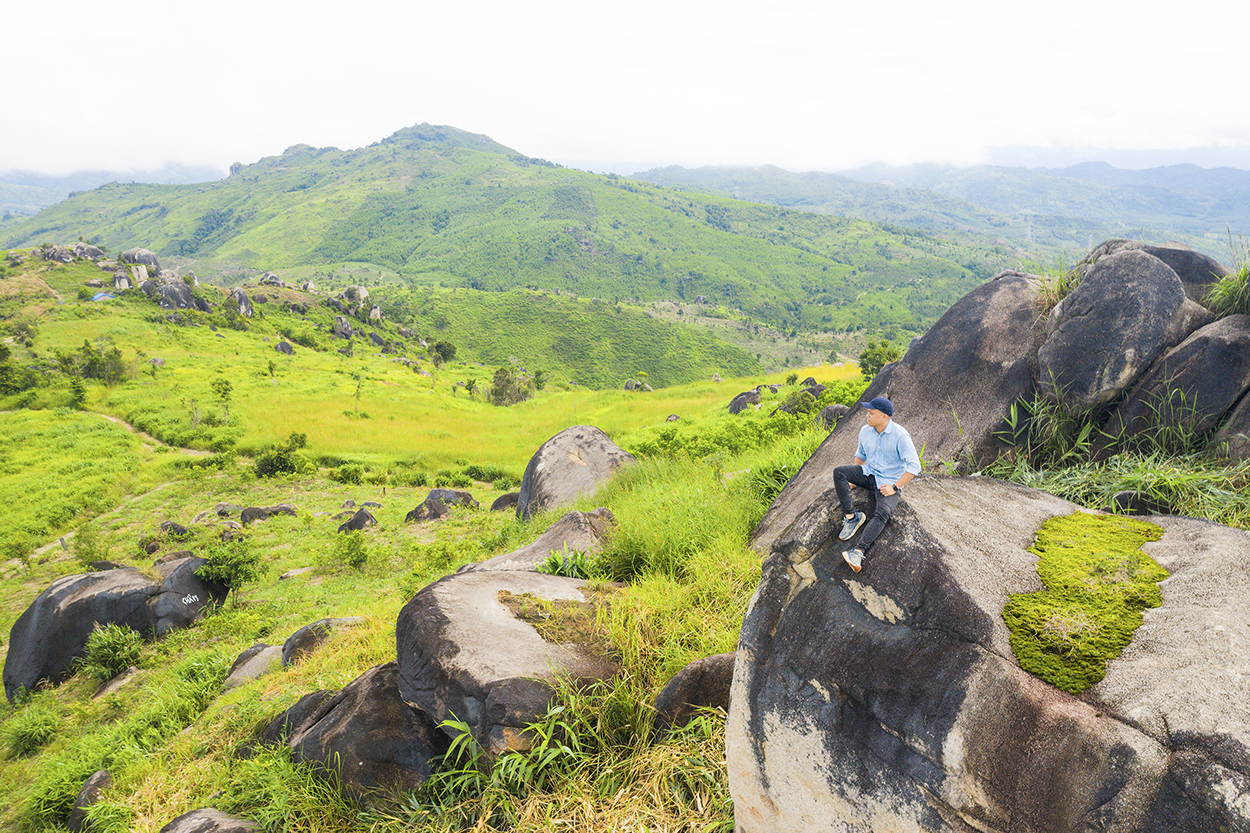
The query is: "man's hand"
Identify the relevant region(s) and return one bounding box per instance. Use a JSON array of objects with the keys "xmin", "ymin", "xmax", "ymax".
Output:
[{"xmin": 879, "ymin": 483, "xmax": 895, "ymax": 496}]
